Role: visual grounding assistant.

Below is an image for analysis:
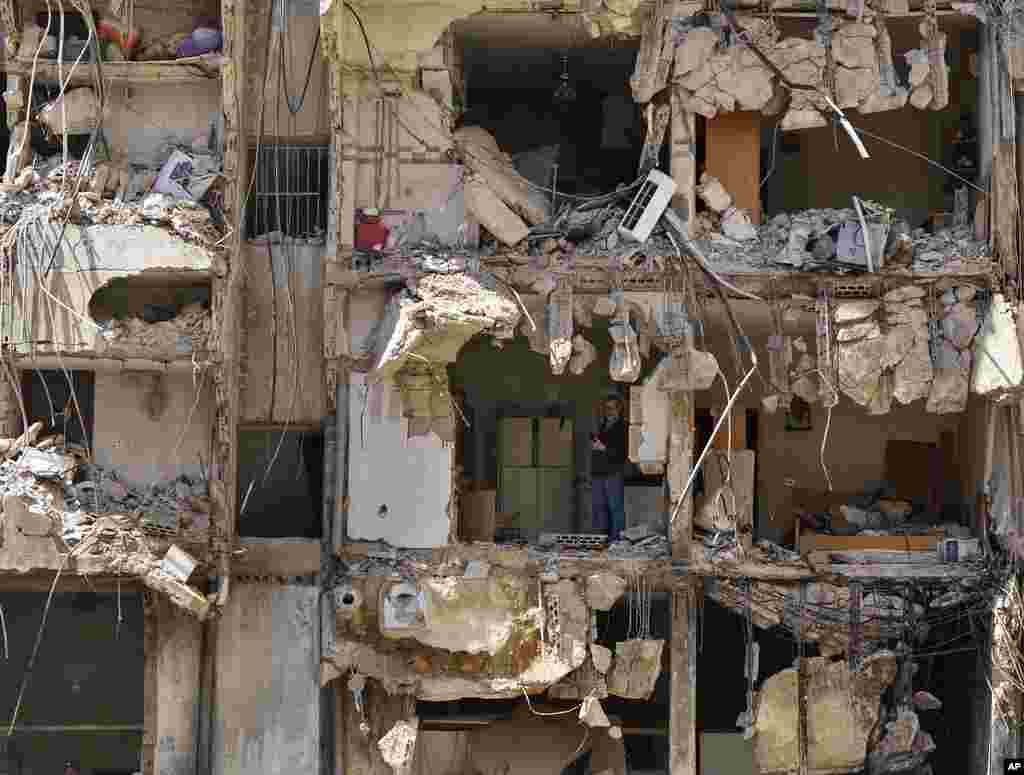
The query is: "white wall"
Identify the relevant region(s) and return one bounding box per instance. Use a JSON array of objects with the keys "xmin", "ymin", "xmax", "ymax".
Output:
[{"xmin": 347, "ymin": 373, "xmax": 451, "ymax": 547}]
